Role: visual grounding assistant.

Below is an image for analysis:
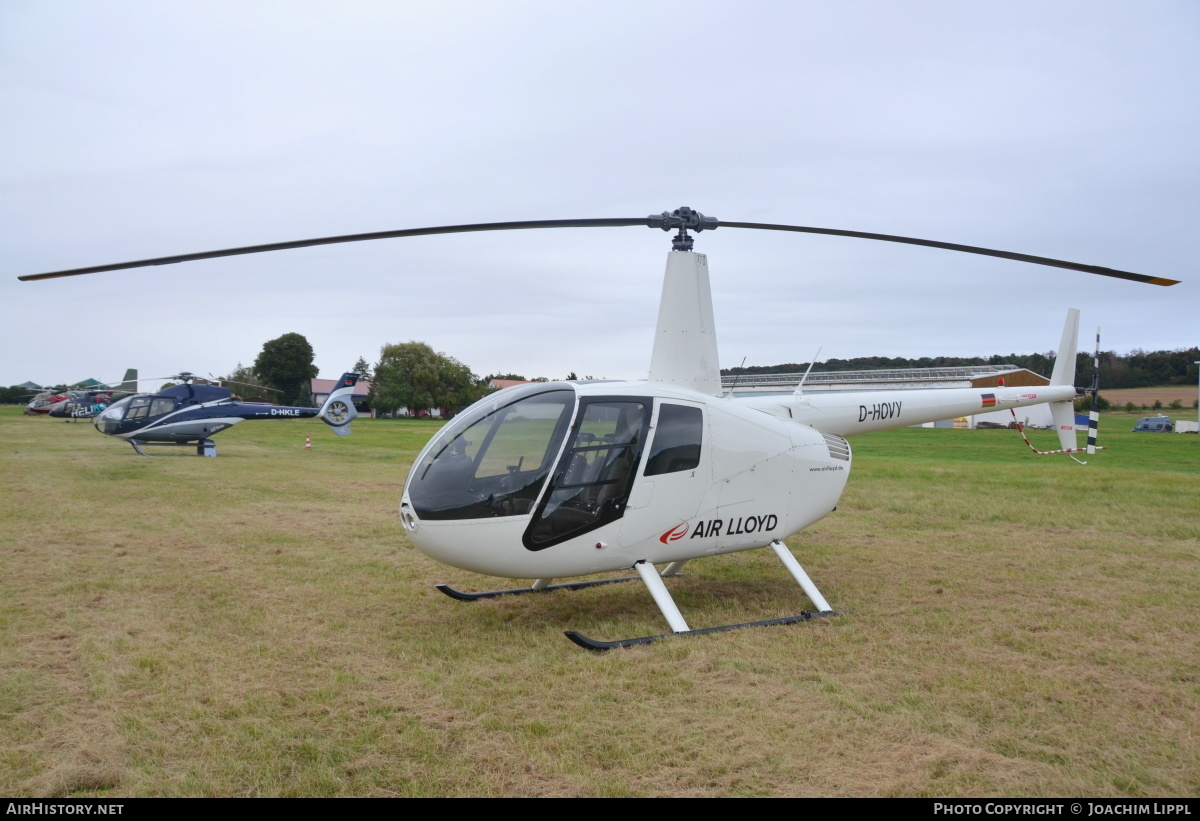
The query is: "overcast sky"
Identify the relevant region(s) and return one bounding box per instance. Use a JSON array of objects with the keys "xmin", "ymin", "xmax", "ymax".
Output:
[{"xmin": 3, "ymin": 1, "xmax": 1197, "ymax": 390}]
